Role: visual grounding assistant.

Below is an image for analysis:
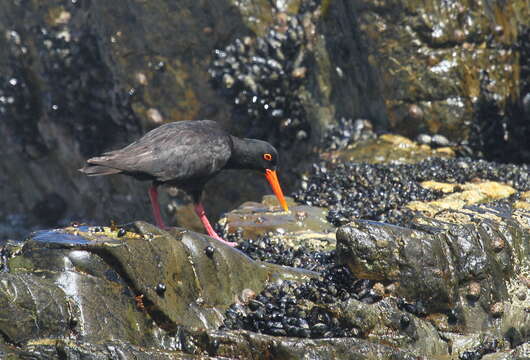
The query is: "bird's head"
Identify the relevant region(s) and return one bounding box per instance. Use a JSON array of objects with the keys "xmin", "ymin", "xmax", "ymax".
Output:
[
  {"xmin": 255, "ymin": 141, "xmax": 279, "ymax": 171},
  {"xmin": 229, "ymin": 138, "xmax": 289, "ymax": 212}
]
